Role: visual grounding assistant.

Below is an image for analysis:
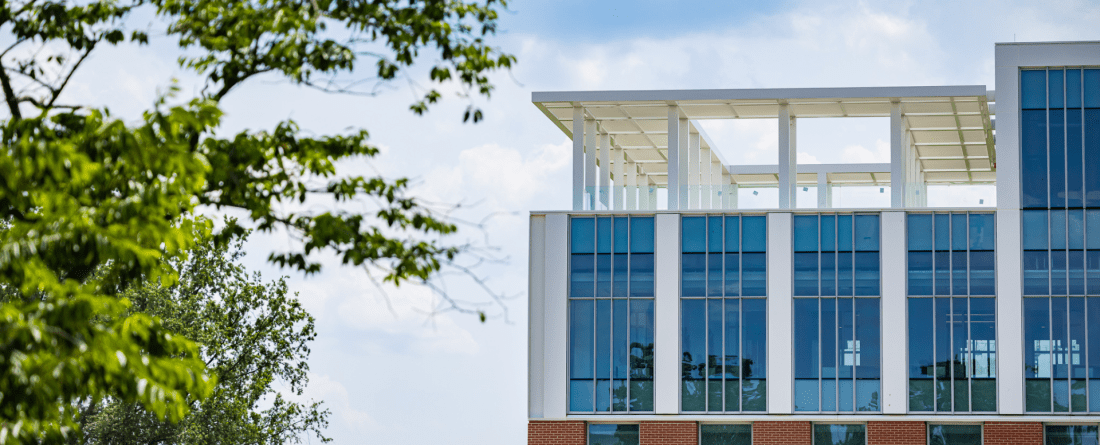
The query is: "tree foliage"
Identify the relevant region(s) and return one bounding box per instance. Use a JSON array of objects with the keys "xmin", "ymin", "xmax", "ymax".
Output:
[
  {"xmin": 0, "ymin": 0, "xmax": 513, "ymax": 440},
  {"xmin": 80, "ymin": 229, "xmax": 328, "ymax": 444}
]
